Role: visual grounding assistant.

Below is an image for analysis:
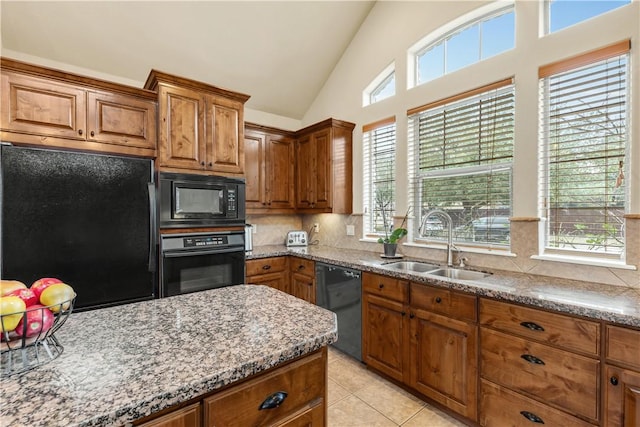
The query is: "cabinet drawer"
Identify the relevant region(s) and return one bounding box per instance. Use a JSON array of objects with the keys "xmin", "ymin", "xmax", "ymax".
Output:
[
  {"xmin": 290, "ymin": 257, "xmax": 314, "ymax": 278},
  {"xmin": 606, "ymin": 325, "xmax": 640, "ymax": 370},
  {"xmin": 363, "ymin": 272, "xmax": 408, "ymax": 303},
  {"xmin": 136, "ymin": 402, "xmax": 201, "ymax": 427},
  {"xmin": 246, "ymin": 257, "xmax": 288, "ymax": 276},
  {"xmin": 480, "ymin": 380, "xmax": 595, "ymax": 427},
  {"xmin": 481, "ymin": 328, "xmax": 599, "ymax": 421},
  {"xmin": 203, "ymin": 350, "xmax": 325, "ymax": 427},
  {"xmin": 411, "ymin": 283, "xmax": 477, "ymax": 322},
  {"xmin": 480, "ymin": 298, "xmax": 600, "ymax": 355}
]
